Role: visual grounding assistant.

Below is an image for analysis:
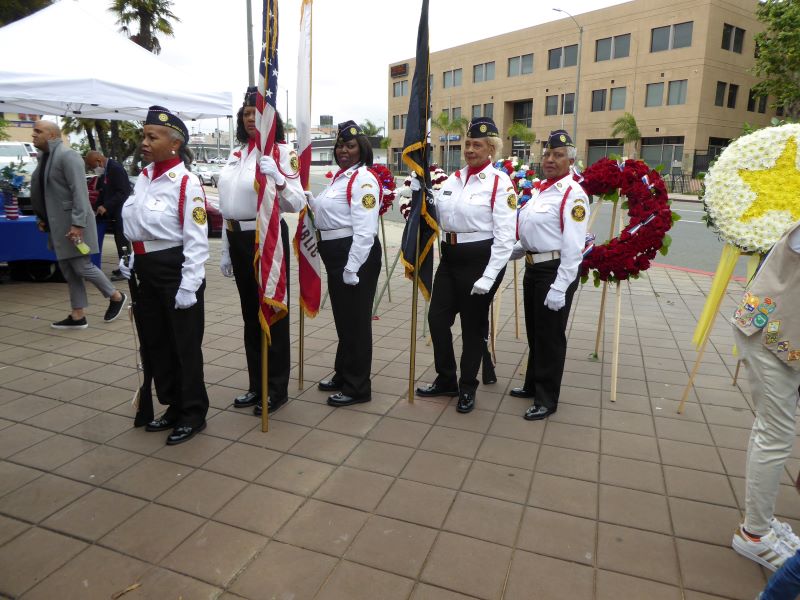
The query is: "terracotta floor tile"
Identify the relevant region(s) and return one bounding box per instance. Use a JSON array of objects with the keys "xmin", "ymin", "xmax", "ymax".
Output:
[
  {"xmin": 536, "ymin": 444, "xmax": 599, "ymax": 482},
  {"xmin": 100, "ymin": 503, "xmax": 205, "ymax": 562},
  {"xmin": 25, "ymin": 403, "xmax": 100, "ymax": 432},
  {"xmin": 669, "ymin": 497, "xmax": 742, "ymax": 546},
  {"xmin": 0, "ymin": 394, "xmax": 60, "ymax": 421},
  {"xmin": 206, "ymin": 409, "xmax": 259, "ymax": 440},
  {"xmin": 475, "ymin": 435, "xmax": 538, "ymax": 470},
  {"xmin": 290, "ymin": 429, "xmax": 360, "ymax": 464},
  {"xmin": 504, "ymin": 551, "xmax": 594, "ymax": 600},
  {"xmin": 104, "ymin": 456, "xmax": 192, "ymax": 500},
  {"xmin": 549, "ymin": 403, "xmax": 601, "ymax": 428},
  {"xmin": 595, "ymin": 570, "xmax": 682, "ymax": 600},
  {"xmin": 152, "ymin": 432, "xmax": 231, "ymax": 466},
  {"xmin": 599, "ymin": 454, "xmax": 666, "ymax": 494},
  {"xmin": 0, "ymin": 514, "xmax": 28, "ymax": 546},
  {"xmin": 487, "ymin": 412, "xmax": 545, "ymax": 443},
  {"xmin": 62, "ymin": 411, "xmax": 132, "ymax": 443},
  {"xmin": 317, "ymin": 408, "xmax": 382, "ymax": 437},
  {"xmin": 230, "ymin": 541, "xmax": 337, "ymax": 600},
  {"xmin": 517, "ymin": 506, "xmax": 596, "ymax": 565},
  {"xmin": 377, "ymin": 479, "xmax": 456, "ymax": 528},
  {"xmin": 158, "ymin": 468, "xmax": 246, "ymax": 517},
  {"xmin": 444, "ymin": 492, "xmax": 523, "ymax": 546},
  {"xmin": 214, "ymin": 483, "xmax": 303, "ymax": 536},
  {"xmin": 54, "ymin": 444, "xmax": 141, "ymax": 484},
  {"xmin": 601, "ymin": 429, "xmax": 660, "ymax": 462},
  {"xmin": 42, "ymin": 488, "xmax": 146, "ymax": 541},
  {"xmin": 313, "ymin": 465, "xmax": 394, "ymax": 511},
  {"xmin": 401, "ymin": 449, "xmax": 471, "ymax": 489},
  {"xmin": 709, "ymin": 424, "xmax": 751, "ymax": 450},
  {"xmin": 434, "ymin": 407, "xmax": 494, "ymax": 433},
  {"xmin": 8, "ymin": 433, "xmax": 96, "ymax": 470},
  {"xmin": 542, "ymin": 421, "xmax": 600, "ymax": 453},
  {"xmin": 344, "ymin": 439, "xmax": 415, "ymax": 476},
  {"xmin": 0, "ymin": 460, "xmax": 44, "ymax": 497},
  {"xmin": 528, "ymin": 472, "xmax": 598, "ymax": 519},
  {"xmin": 0, "ymin": 423, "xmax": 53, "ymax": 458},
  {"xmin": 419, "ymin": 425, "xmax": 484, "ymax": 458},
  {"xmin": 123, "ymin": 566, "xmax": 222, "ymax": 599},
  {"xmin": 274, "ymin": 499, "xmax": 368, "ymax": 556},
  {"xmin": 596, "ymin": 522, "xmax": 680, "ymax": 585},
  {"xmin": 388, "ymin": 397, "xmax": 447, "ymax": 424},
  {"xmin": 367, "ymin": 416, "xmax": 432, "ymax": 447},
  {"xmin": 654, "ymin": 417, "xmax": 714, "ymax": 445},
  {"xmin": 239, "ymin": 418, "xmax": 311, "ymax": 451},
  {"xmin": 0, "ymin": 527, "xmax": 87, "ymax": 598},
  {"xmin": 256, "ymin": 454, "xmax": 335, "ymax": 496},
  {"xmin": 677, "ymin": 538, "xmax": 766, "ymax": 600},
  {"xmin": 162, "ymin": 520, "xmax": 265, "ymax": 587},
  {"xmin": 461, "ymin": 460, "xmax": 532, "ymax": 503},
  {"xmin": 345, "ymin": 515, "xmax": 437, "ymax": 579},
  {"xmin": 410, "ymin": 584, "xmax": 481, "ymax": 600},
  {"xmin": 0, "ymin": 473, "xmax": 91, "ymax": 523},
  {"xmin": 659, "ymin": 438, "xmax": 726, "ymax": 473},
  {"xmin": 421, "ymin": 532, "xmax": 512, "ymax": 600},
  {"xmin": 106, "ymin": 426, "xmax": 169, "ymax": 455},
  {"xmin": 663, "ymin": 466, "xmax": 738, "ymax": 506},
  {"xmin": 599, "ymin": 484, "xmax": 672, "ymax": 534},
  {"xmin": 315, "ymin": 560, "xmax": 415, "ymax": 600}
]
